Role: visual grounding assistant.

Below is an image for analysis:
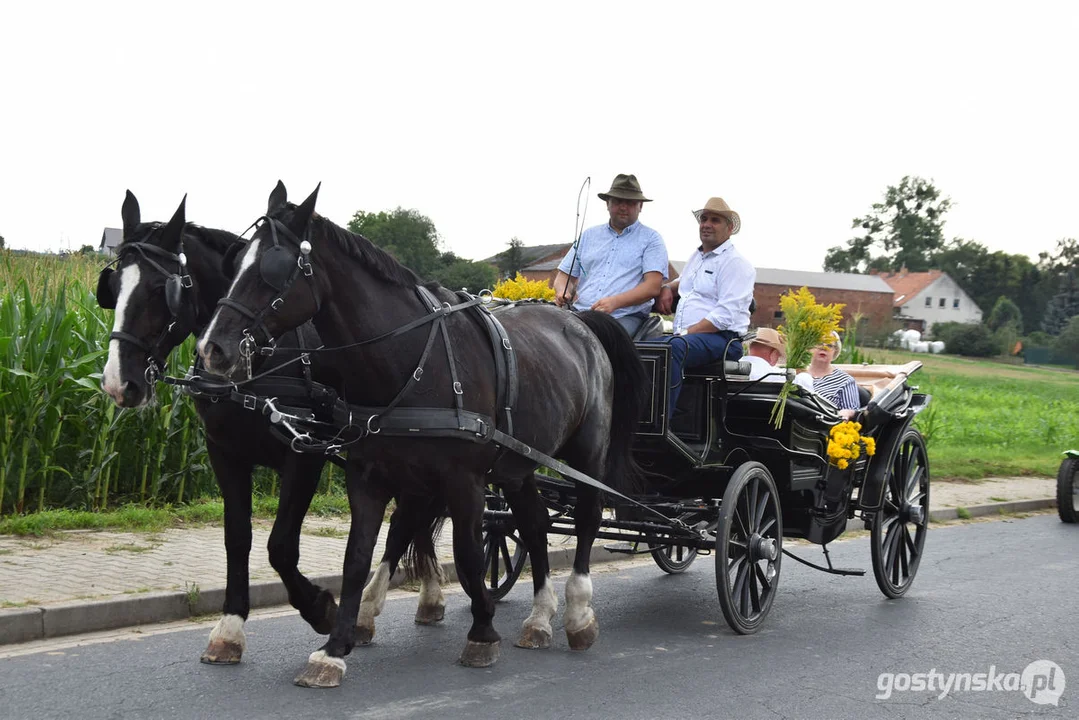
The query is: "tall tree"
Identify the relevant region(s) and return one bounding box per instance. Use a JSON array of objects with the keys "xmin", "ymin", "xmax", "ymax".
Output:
[
  {"xmin": 1042, "ymin": 269, "xmax": 1079, "ymax": 335},
  {"xmin": 987, "ymin": 296, "xmax": 1023, "ymax": 333},
  {"xmin": 0, "ymin": 233, "xmax": 5, "ymax": 249},
  {"xmin": 347, "ymin": 207, "xmax": 442, "ymax": 278},
  {"xmin": 824, "ymin": 176, "xmax": 951, "ymax": 273},
  {"xmin": 493, "ymin": 237, "xmax": 525, "ymax": 278}
]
